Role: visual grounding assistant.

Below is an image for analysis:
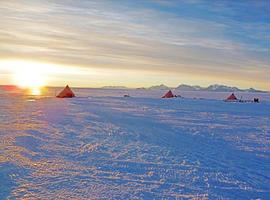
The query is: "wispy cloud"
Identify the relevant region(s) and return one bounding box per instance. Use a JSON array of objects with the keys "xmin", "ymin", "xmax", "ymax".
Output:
[{"xmin": 0, "ymin": 0, "xmax": 269, "ymax": 89}]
